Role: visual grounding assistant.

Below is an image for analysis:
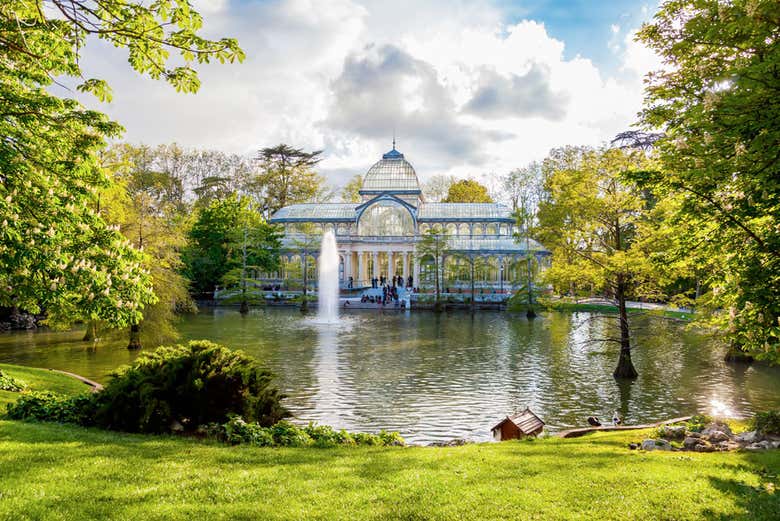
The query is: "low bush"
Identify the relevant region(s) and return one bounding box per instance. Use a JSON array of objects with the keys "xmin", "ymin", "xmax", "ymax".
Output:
[
  {"xmin": 6, "ymin": 391, "xmax": 96, "ymax": 425},
  {"xmin": 750, "ymin": 410, "xmax": 780, "ymax": 435},
  {"xmin": 0, "ymin": 369, "xmax": 25, "ymax": 392},
  {"xmin": 210, "ymin": 416, "xmax": 405, "ymax": 448},
  {"xmin": 685, "ymin": 413, "xmax": 713, "ymax": 433},
  {"xmin": 92, "ymin": 340, "xmax": 289, "ymax": 433}
]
